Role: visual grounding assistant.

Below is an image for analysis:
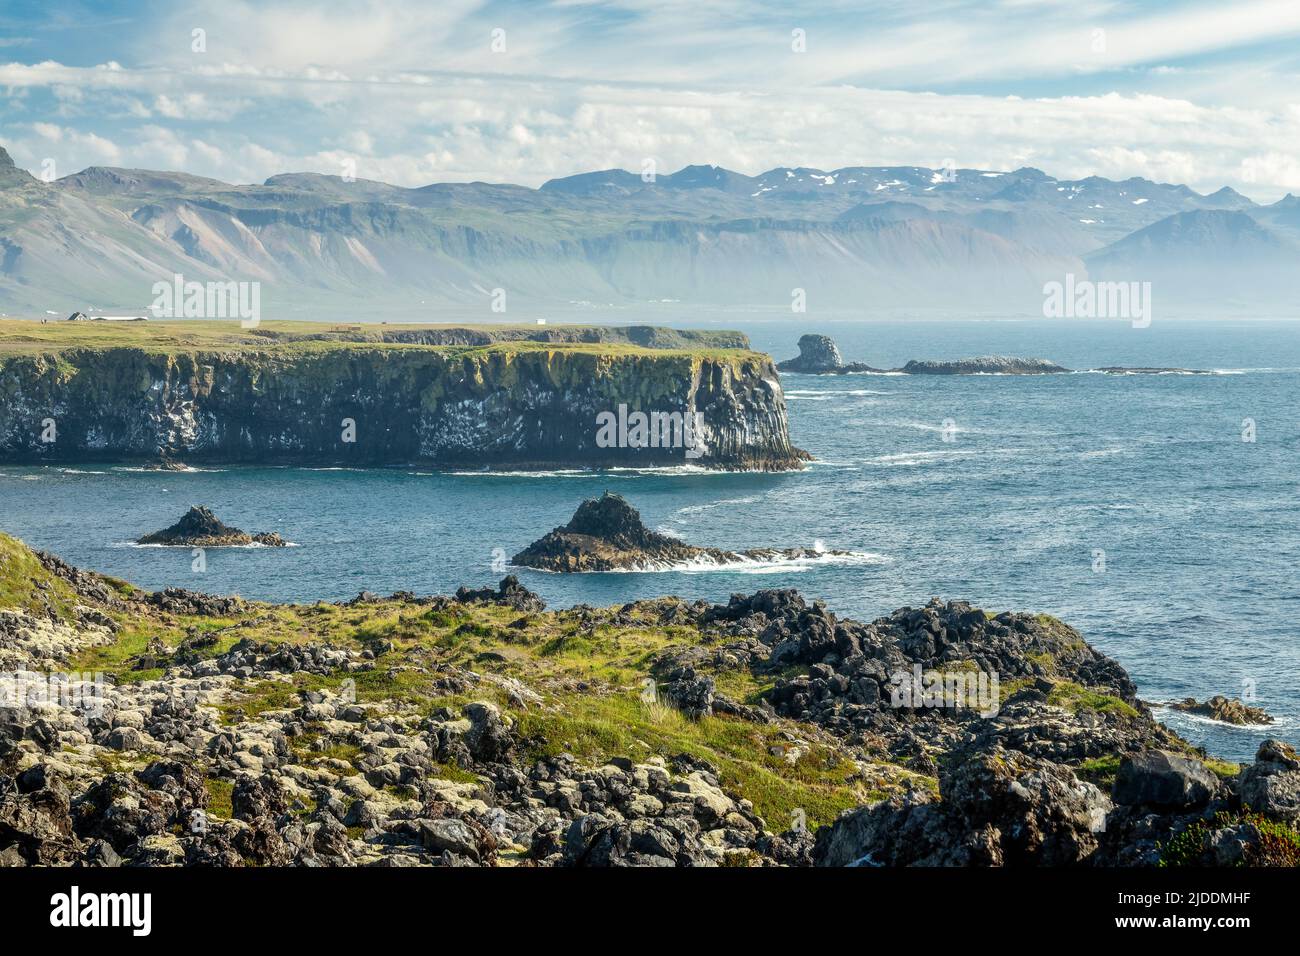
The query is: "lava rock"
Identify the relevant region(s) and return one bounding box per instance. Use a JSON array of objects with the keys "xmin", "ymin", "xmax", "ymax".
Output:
[
  {"xmin": 455, "ymin": 575, "xmax": 546, "ymax": 612},
  {"xmin": 1112, "ymin": 751, "xmax": 1219, "ymax": 810},
  {"xmin": 1237, "ymin": 739, "xmax": 1300, "ymax": 824},
  {"xmin": 138, "ymin": 506, "xmax": 286, "ymax": 548},
  {"xmin": 1165, "ymin": 695, "xmax": 1273, "ymax": 725},
  {"xmin": 513, "ymin": 493, "xmax": 850, "ymax": 572}
]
